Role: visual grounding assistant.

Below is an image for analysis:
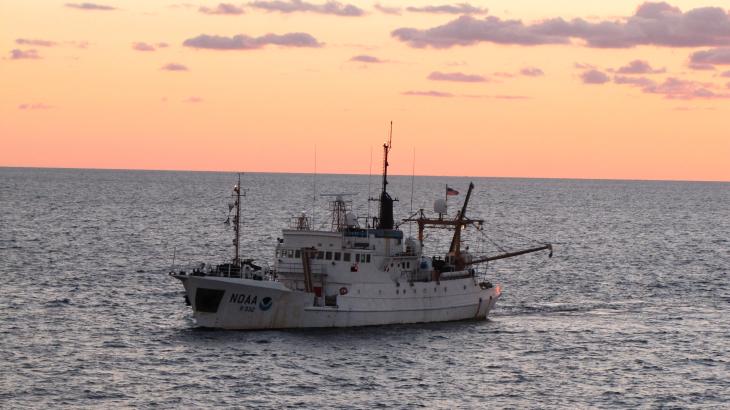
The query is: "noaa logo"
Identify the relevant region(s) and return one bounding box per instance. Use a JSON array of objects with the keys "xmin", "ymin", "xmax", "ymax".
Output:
[{"xmin": 259, "ymin": 297, "xmax": 273, "ymax": 311}]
